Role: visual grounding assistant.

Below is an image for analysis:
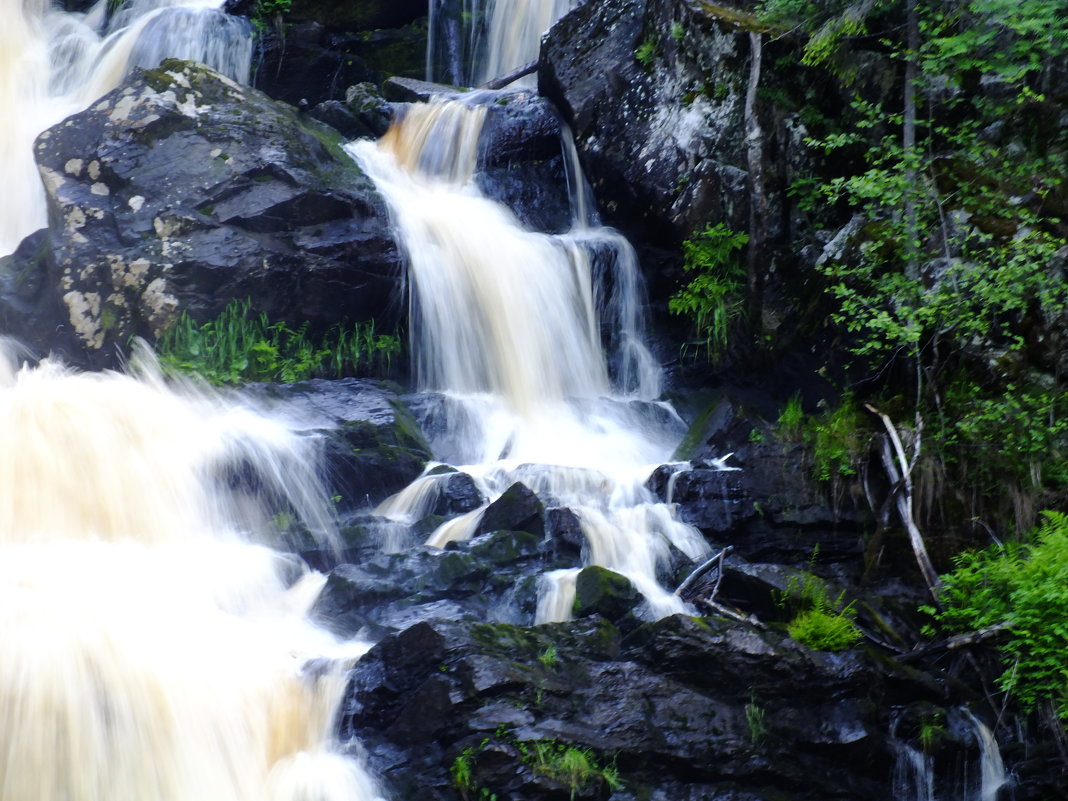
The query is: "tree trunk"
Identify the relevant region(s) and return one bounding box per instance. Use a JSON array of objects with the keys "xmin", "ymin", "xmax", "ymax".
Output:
[
  {"xmin": 744, "ymin": 31, "xmax": 767, "ymax": 337},
  {"xmin": 903, "ymin": 0, "xmax": 920, "ymax": 278}
]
